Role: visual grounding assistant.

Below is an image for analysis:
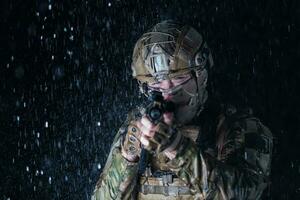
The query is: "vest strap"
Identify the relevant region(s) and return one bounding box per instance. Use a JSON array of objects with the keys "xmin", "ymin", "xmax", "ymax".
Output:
[
  {"xmin": 139, "ymin": 185, "xmax": 191, "ymax": 196},
  {"xmin": 139, "ymin": 176, "xmax": 191, "ymax": 196}
]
